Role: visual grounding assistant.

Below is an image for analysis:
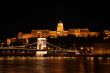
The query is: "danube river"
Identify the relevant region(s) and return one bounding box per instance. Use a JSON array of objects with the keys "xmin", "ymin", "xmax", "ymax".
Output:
[{"xmin": 0, "ymin": 57, "xmax": 110, "ymax": 73}]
